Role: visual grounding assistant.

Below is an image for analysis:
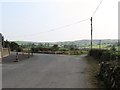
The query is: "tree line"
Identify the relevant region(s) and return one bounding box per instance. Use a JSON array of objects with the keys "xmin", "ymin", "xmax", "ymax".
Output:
[{"xmin": 3, "ymin": 40, "xmax": 21, "ymax": 51}]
